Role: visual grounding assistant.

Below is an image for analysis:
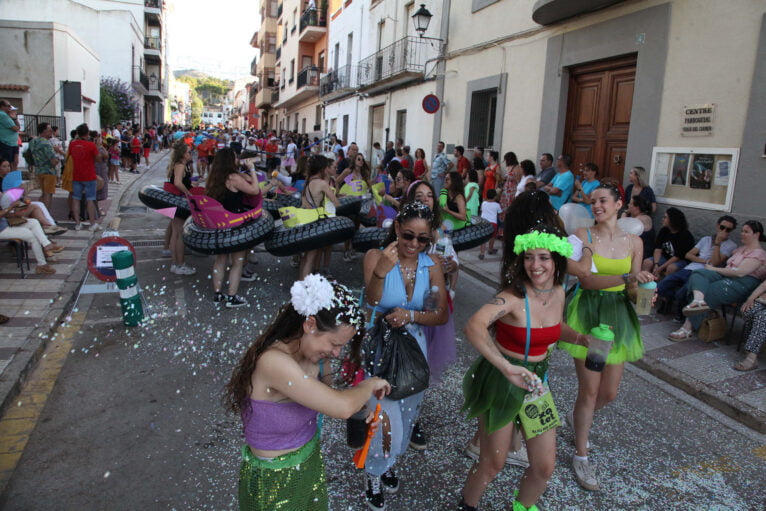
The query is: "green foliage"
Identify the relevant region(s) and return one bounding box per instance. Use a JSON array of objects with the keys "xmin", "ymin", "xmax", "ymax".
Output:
[
  {"xmin": 177, "ymin": 73, "xmax": 232, "ymax": 107},
  {"xmin": 99, "ymin": 77, "xmax": 139, "ymax": 122},
  {"xmin": 99, "ymin": 86, "xmax": 119, "ymax": 126},
  {"xmin": 191, "ymin": 94, "xmax": 204, "ymax": 126}
]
